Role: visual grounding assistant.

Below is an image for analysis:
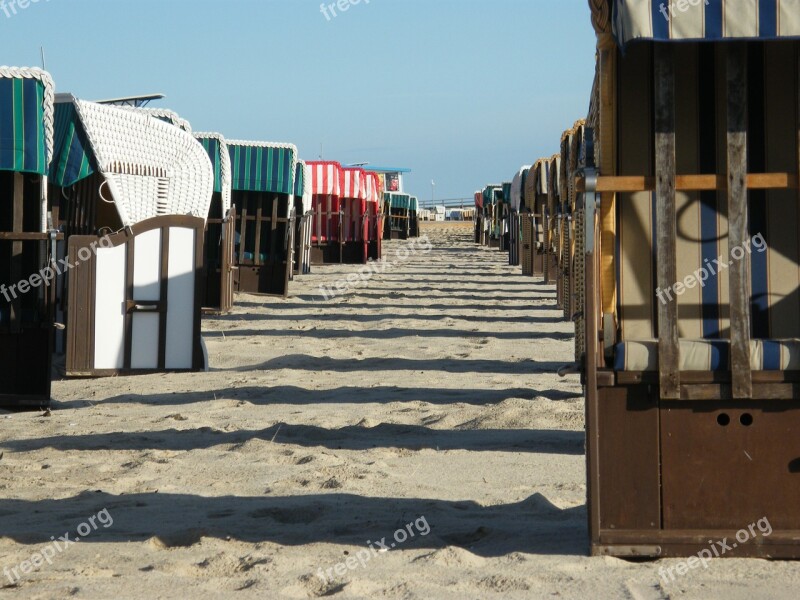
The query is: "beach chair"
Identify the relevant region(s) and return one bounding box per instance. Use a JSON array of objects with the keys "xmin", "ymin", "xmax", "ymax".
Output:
[
  {"xmin": 509, "ymin": 167, "xmax": 529, "ymax": 267},
  {"xmin": 364, "ymin": 172, "xmax": 383, "ymax": 259},
  {"xmin": 194, "ymin": 133, "xmax": 234, "ymax": 313},
  {"xmin": 227, "ymin": 140, "xmax": 297, "ymax": 295},
  {"xmin": 48, "ymin": 96, "xmax": 212, "ymax": 376},
  {"xmin": 499, "ymin": 182, "xmax": 512, "ymax": 252},
  {"xmin": 576, "ymin": 0, "xmax": 800, "ymax": 558},
  {"xmin": 521, "ymin": 163, "xmax": 548, "ymax": 278},
  {"xmin": 482, "ymin": 185, "xmax": 502, "ymax": 248},
  {"xmin": 292, "ymin": 160, "xmax": 312, "ymax": 276},
  {"xmin": 409, "ymin": 196, "xmax": 420, "ymax": 238},
  {"xmin": 0, "ymin": 67, "xmax": 58, "ymax": 409},
  {"xmin": 308, "ymin": 161, "xmax": 343, "ymax": 264},
  {"xmin": 385, "ymin": 192, "xmax": 411, "ymax": 240},
  {"xmin": 474, "ymin": 191, "xmax": 484, "ymax": 244},
  {"xmin": 340, "ymin": 167, "xmax": 369, "ymax": 263},
  {"xmin": 547, "ymin": 154, "xmax": 565, "ymax": 309}
]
